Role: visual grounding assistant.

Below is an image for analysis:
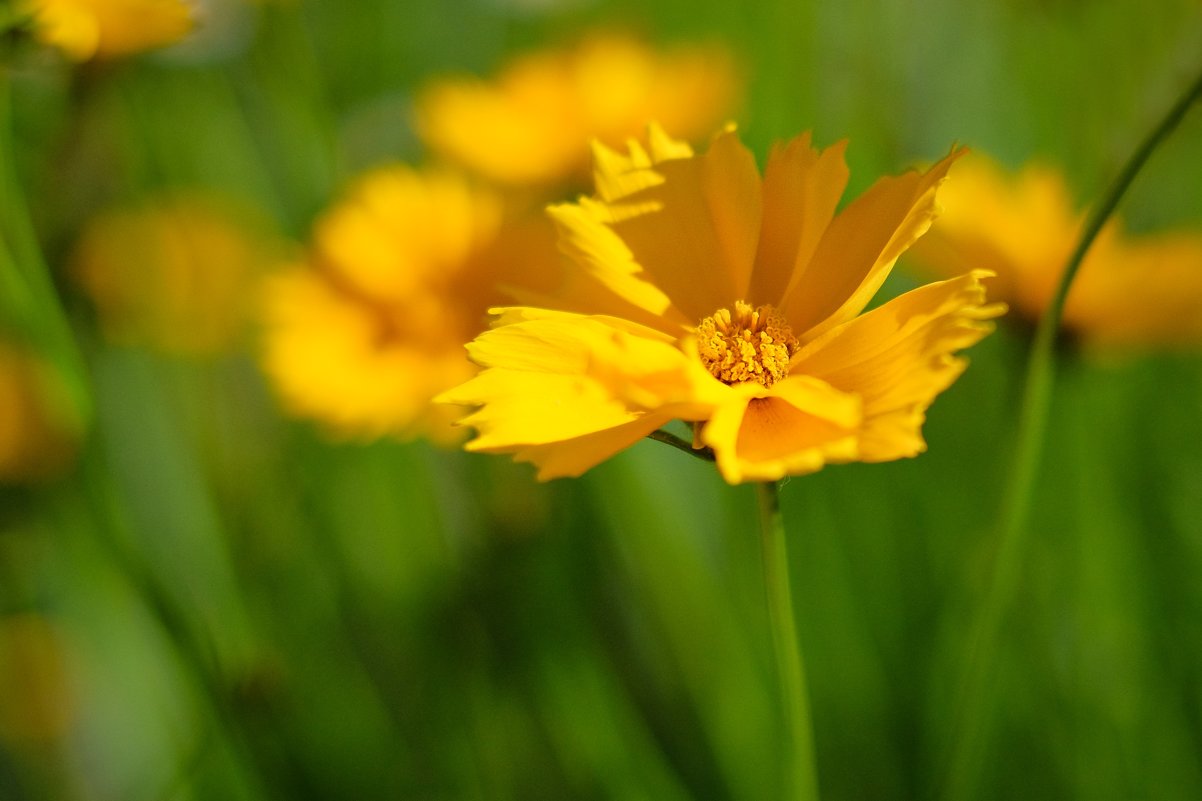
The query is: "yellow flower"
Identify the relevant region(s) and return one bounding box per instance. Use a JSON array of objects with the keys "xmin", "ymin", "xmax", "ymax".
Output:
[
  {"xmin": 20, "ymin": 0, "xmax": 194, "ymax": 61},
  {"xmin": 416, "ymin": 32, "xmax": 740, "ymax": 189},
  {"xmin": 72, "ymin": 195, "xmax": 276, "ymax": 356},
  {"xmin": 906, "ymin": 152, "xmax": 1202, "ymax": 348},
  {"xmin": 439, "ymin": 126, "xmax": 1004, "ymax": 483},
  {"xmin": 260, "ymin": 166, "xmax": 561, "ymax": 442},
  {"xmin": 0, "ymin": 614, "xmax": 75, "ymax": 743},
  {"xmin": 0, "ymin": 341, "xmax": 79, "ymax": 483}
]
